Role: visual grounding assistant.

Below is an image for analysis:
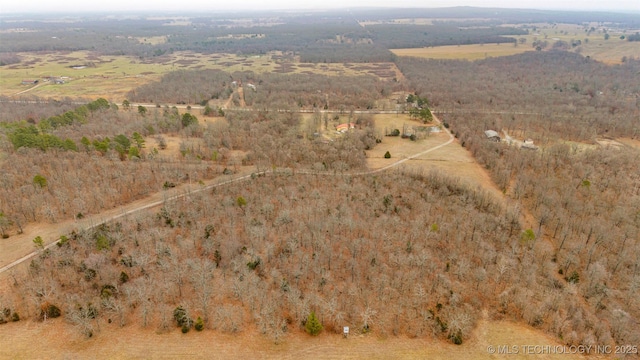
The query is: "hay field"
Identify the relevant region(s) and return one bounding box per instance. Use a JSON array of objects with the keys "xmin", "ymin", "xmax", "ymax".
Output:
[{"xmin": 391, "ymin": 43, "xmax": 532, "ymax": 60}]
